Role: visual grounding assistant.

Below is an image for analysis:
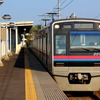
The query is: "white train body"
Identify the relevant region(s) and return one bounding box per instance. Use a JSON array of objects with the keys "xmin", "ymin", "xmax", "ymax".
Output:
[{"xmin": 30, "ymin": 18, "xmax": 100, "ymax": 91}]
